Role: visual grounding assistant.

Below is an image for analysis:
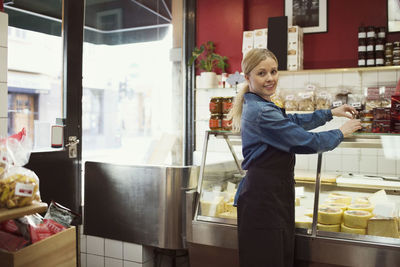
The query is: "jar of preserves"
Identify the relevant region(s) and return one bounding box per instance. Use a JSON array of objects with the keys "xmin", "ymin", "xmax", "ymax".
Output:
[
  {"xmin": 375, "ymin": 38, "xmax": 384, "ymax": 51},
  {"xmin": 209, "ymin": 97, "xmax": 222, "ymax": 114},
  {"xmin": 358, "ymin": 52, "xmax": 366, "ymax": 67},
  {"xmin": 375, "ymin": 51, "xmax": 384, "ymax": 66},
  {"xmin": 209, "ymin": 113, "xmax": 221, "ymax": 130},
  {"xmin": 394, "ymin": 57, "xmax": 400, "ymax": 66},
  {"xmin": 366, "ymin": 38, "xmax": 375, "ymax": 52},
  {"xmin": 358, "ymin": 38, "xmax": 366, "ymax": 52},
  {"xmin": 366, "ymin": 52, "xmax": 375, "ymax": 66},
  {"xmin": 222, "ymin": 97, "xmax": 234, "ymax": 114},
  {"xmin": 221, "ymin": 114, "xmax": 232, "ymax": 131},
  {"xmin": 358, "ymin": 26, "xmax": 367, "ymax": 39},
  {"xmin": 366, "ymin": 26, "xmax": 375, "ymax": 38},
  {"xmin": 377, "ymin": 27, "xmax": 386, "ymax": 39}
]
